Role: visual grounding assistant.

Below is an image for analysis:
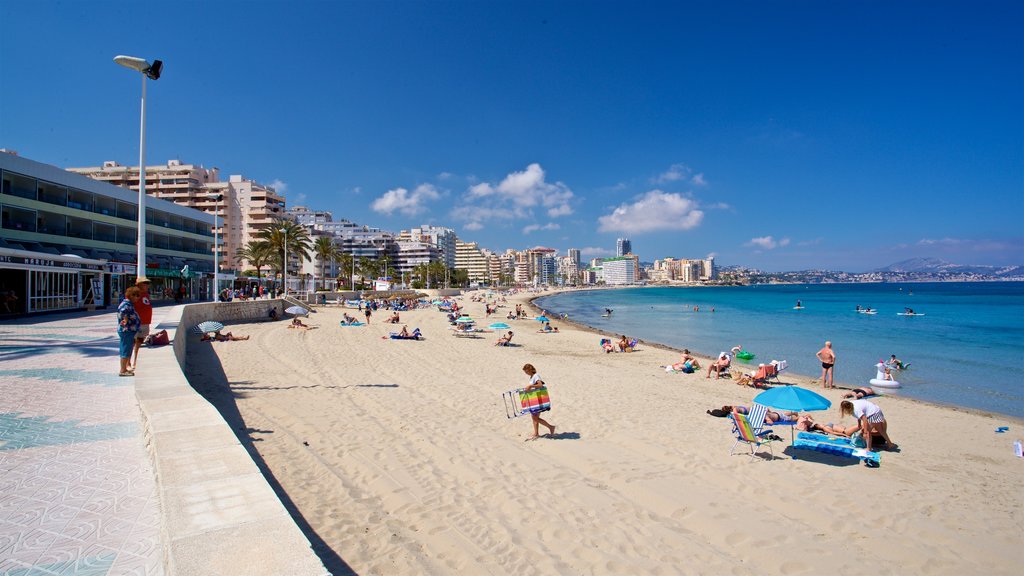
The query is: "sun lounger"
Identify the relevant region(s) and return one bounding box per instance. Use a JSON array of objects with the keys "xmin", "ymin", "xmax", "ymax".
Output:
[
  {"xmin": 768, "ymin": 360, "xmax": 787, "ymax": 384},
  {"xmin": 792, "ymin": 431, "xmax": 881, "ymax": 465}
]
